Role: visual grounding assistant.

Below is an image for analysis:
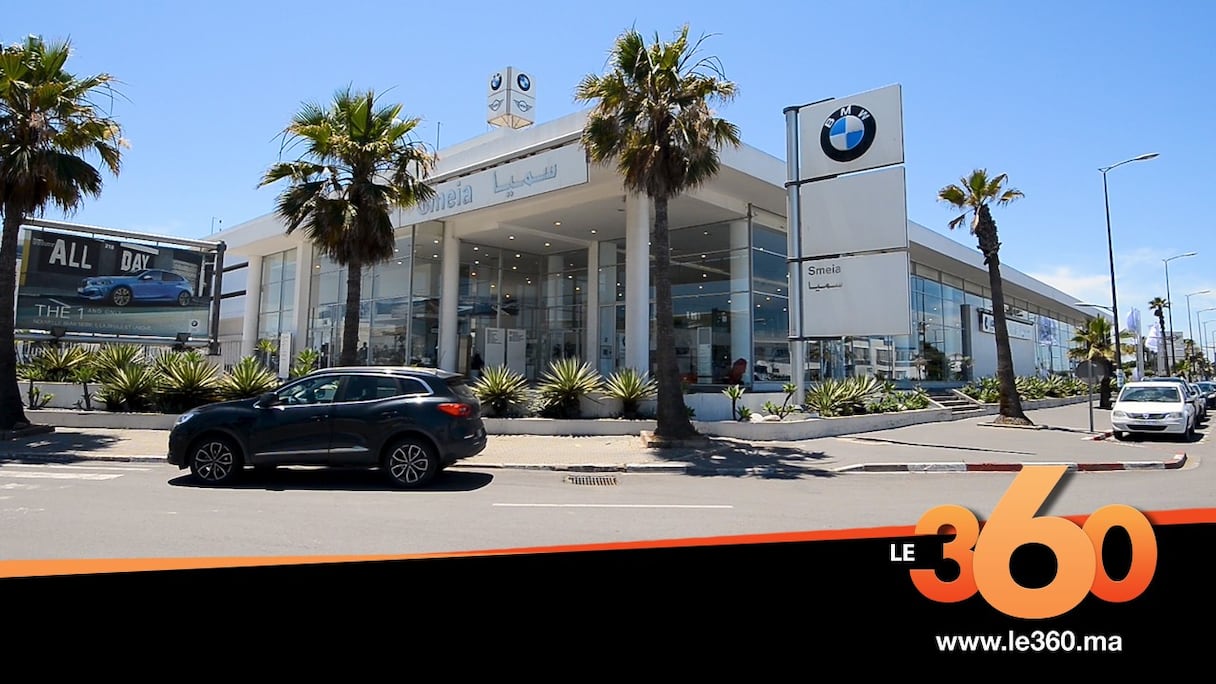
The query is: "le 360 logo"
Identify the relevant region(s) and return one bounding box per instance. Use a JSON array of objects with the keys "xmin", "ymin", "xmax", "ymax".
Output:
[{"xmin": 907, "ymin": 465, "xmax": 1157, "ymax": 619}]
